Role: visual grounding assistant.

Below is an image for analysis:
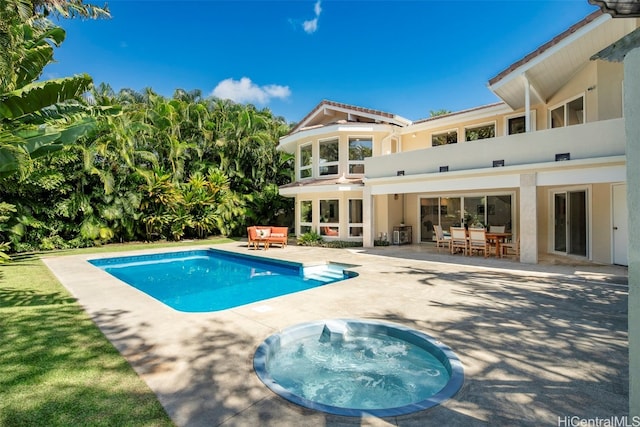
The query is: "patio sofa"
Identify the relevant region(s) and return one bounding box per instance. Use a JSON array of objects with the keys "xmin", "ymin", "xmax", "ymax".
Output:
[{"xmin": 247, "ymin": 226, "xmax": 289, "ymax": 249}]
